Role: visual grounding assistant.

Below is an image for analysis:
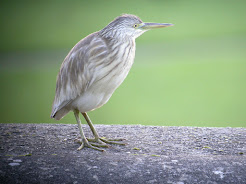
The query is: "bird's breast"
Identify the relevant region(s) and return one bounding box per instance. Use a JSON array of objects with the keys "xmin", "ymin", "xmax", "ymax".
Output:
[
  {"xmin": 72, "ymin": 39, "xmax": 136, "ymax": 112},
  {"xmin": 95, "ymin": 40, "xmax": 135, "ymax": 91}
]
